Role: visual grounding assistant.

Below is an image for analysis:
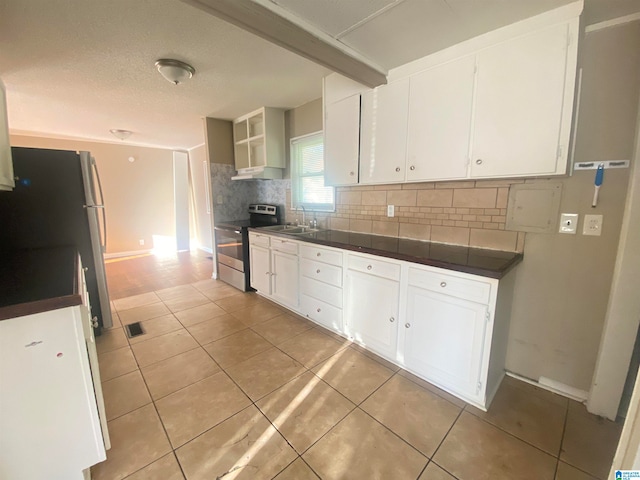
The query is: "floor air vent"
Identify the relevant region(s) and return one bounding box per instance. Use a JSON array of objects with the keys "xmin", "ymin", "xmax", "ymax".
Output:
[{"xmin": 125, "ymin": 322, "xmax": 145, "ymax": 338}]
